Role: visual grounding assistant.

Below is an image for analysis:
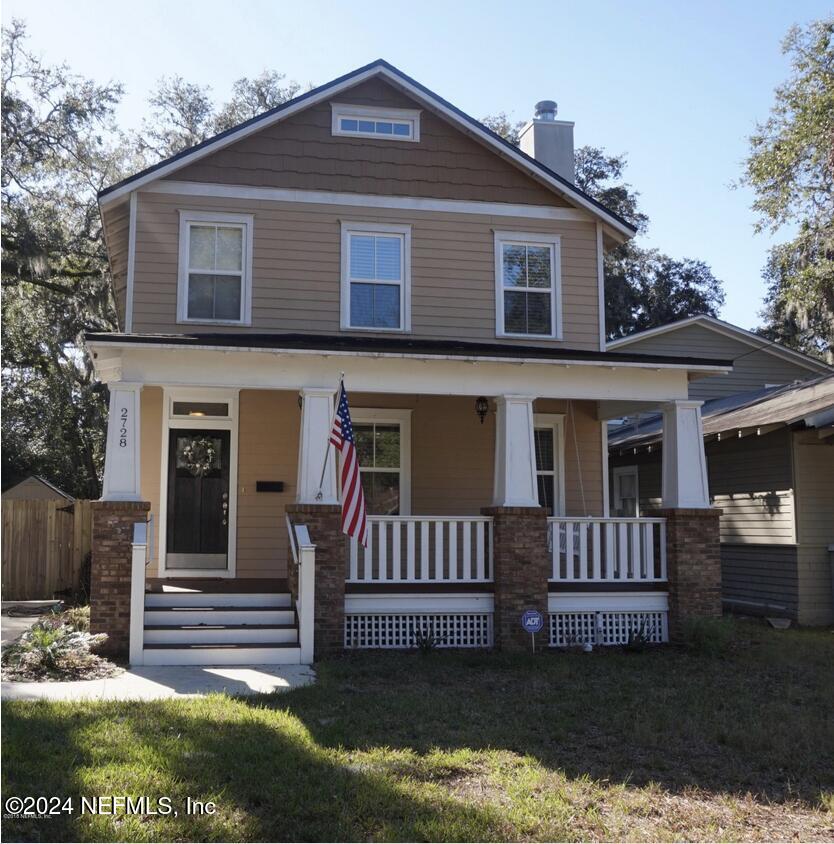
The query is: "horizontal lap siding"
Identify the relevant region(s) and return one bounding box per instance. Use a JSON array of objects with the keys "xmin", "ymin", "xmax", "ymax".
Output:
[
  {"xmin": 792, "ymin": 431, "xmax": 834, "ymax": 625},
  {"xmin": 167, "ymin": 77, "xmax": 564, "ymax": 207},
  {"xmin": 617, "ymin": 324, "xmax": 818, "ymax": 400},
  {"xmin": 721, "ymin": 544, "xmax": 799, "ymax": 618},
  {"xmin": 236, "ymin": 391, "xmax": 299, "ymax": 579},
  {"xmin": 132, "ymin": 190, "xmax": 600, "ymax": 349},
  {"xmin": 102, "ymin": 201, "xmax": 130, "ymax": 330}
]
